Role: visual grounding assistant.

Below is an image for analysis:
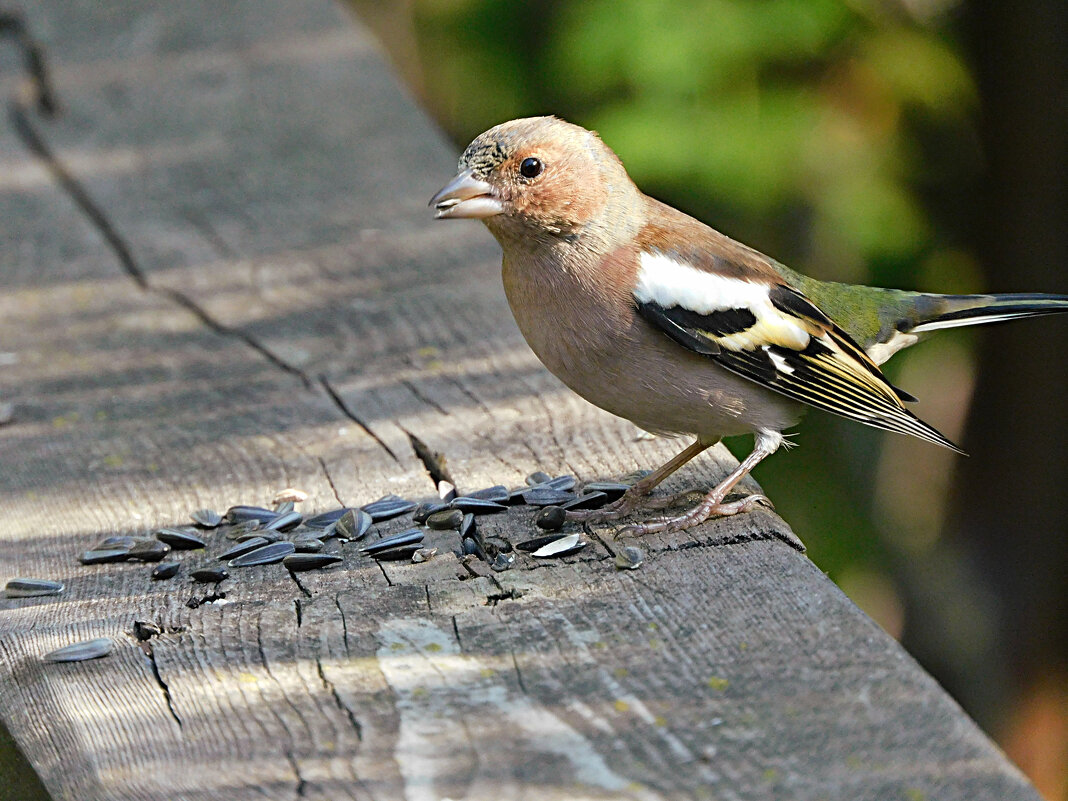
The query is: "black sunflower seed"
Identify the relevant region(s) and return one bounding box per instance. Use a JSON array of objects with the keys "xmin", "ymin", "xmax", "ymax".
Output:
[
  {"xmin": 191, "ymin": 568, "xmax": 228, "ymax": 583},
  {"xmin": 155, "ymin": 528, "xmax": 206, "ymax": 550},
  {"xmin": 80, "ymin": 548, "xmax": 132, "ymax": 565},
  {"xmin": 370, "ymin": 544, "xmax": 423, "ymax": 561},
  {"xmin": 426, "ymin": 508, "xmax": 464, "ymax": 530},
  {"xmin": 361, "ymin": 528, "xmax": 423, "ymax": 555},
  {"xmin": 228, "ymin": 541, "xmax": 295, "ymax": 568},
  {"xmin": 535, "ymin": 506, "xmax": 566, "ymax": 531},
  {"xmin": 521, "ymin": 488, "xmax": 575, "ymax": 507},
  {"xmin": 525, "ymin": 471, "xmax": 552, "ymax": 486},
  {"xmin": 304, "ymin": 508, "xmax": 351, "ymax": 529},
  {"xmin": 412, "ymin": 501, "xmax": 449, "ymax": 524},
  {"xmin": 516, "ymin": 534, "xmax": 567, "ymax": 553},
  {"xmin": 336, "ymin": 508, "xmax": 373, "ymax": 540},
  {"xmin": 361, "ymin": 497, "xmax": 418, "ymax": 522},
  {"xmin": 4, "ymin": 578, "xmax": 64, "ymax": 598},
  {"xmin": 151, "ymin": 562, "xmax": 181, "ymax": 580},
  {"xmin": 561, "ymin": 491, "xmax": 609, "ymax": 512},
  {"xmin": 218, "ymin": 537, "xmax": 270, "ymax": 561},
  {"xmin": 545, "ymin": 475, "xmax": 577, "ymax": 491},
  {"xmin": 43, "ymin": 637, "xmax": 112, "ymax": 663},
  {"xmin": 127, "ymin": 540, "xmax": 171, "ymax": 563},
  {"xmin": 263, "ymin": 510, "xmax": 302, "ymax": 532},
  {"xmin": 283, "ymin": 553, "xmax": 342, "ymax": 572},
  {"xmin": 224, "ymin": 505, "xmax": 277, "ymax": 524},
  {"xmin": 465, "ymin": 485, "xmax": 509, "ymax": 503},
  {"xmin": 450, "ymin": 497, "xmax": 507, "ymax": 515},
  {"xmin": 582, "ymin": 481, "xmax": 630, "ymax": 502},
  {"xmin": 291, "ymin": 537, "xmax": 323, "ymax": 553},
  {"xmin": 190, "ymin": 508, "xmax": 222, "ymax": 528},
  {"xmin": 458, "ymin": 513, "xmax": 476, "ymax": 540}
]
